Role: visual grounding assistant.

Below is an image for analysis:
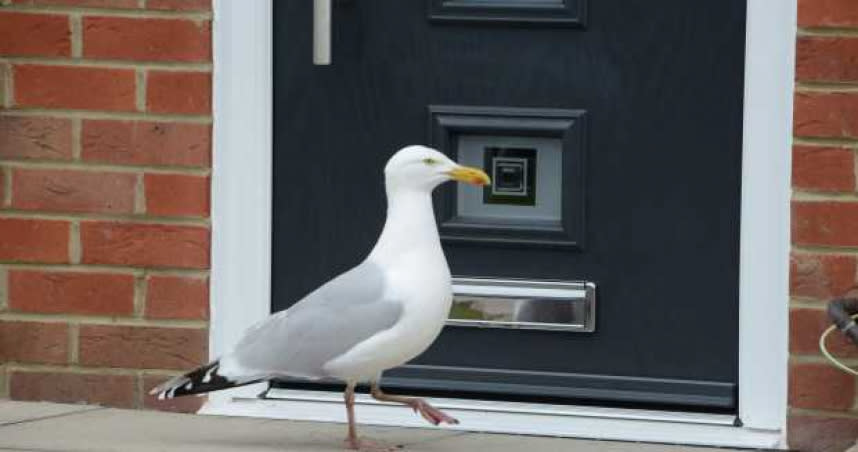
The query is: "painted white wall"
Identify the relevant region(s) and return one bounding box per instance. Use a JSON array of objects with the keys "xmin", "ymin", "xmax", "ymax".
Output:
[{"xmin": 206, "ymin": 0, "xmax": 796, "ymax": 446}]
